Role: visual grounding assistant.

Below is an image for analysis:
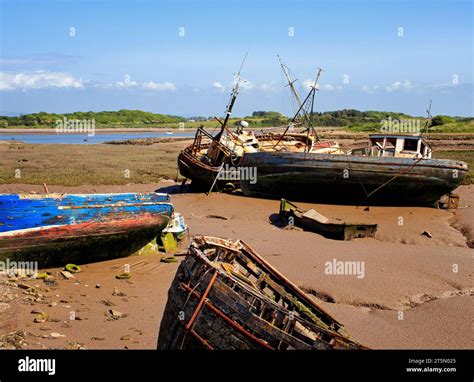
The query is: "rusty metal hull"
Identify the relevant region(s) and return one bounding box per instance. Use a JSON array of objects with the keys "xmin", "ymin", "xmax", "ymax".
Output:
[
  {"xmin": 0, "ymin": 193, "xmax": 173, "ymax": 266},
  {"xmin": 158, "ymin": 236, "xmax": 366, "ymax": 350},
  {"xmin": 240, "ymin": 152, "xmax": 468, "ymax": 205}
]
